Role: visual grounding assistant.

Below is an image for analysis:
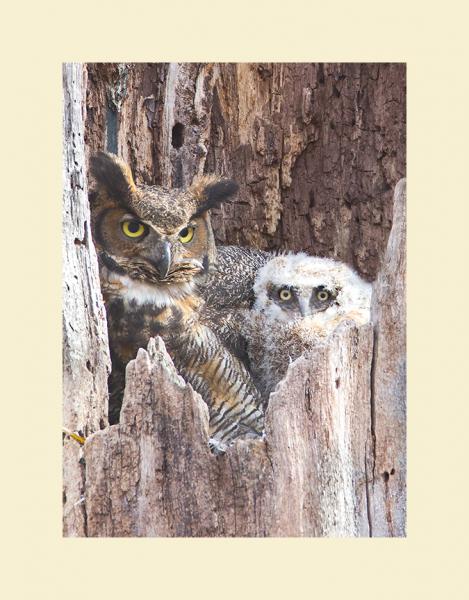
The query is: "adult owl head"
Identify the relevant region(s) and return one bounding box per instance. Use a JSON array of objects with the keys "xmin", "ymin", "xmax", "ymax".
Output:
[{"xmin": 89, "ymin": 152, "xmax": 238, "ymax": 302}]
